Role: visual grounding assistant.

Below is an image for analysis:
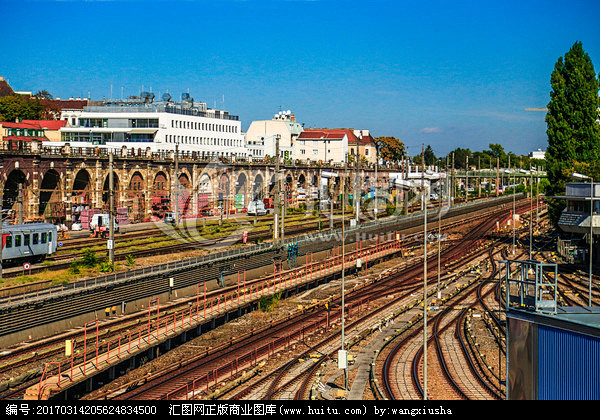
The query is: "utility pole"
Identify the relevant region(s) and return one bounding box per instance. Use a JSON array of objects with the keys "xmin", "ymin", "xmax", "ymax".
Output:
[
  {"xmin": 478, "ymin": 156, "xmax": 481, "ymax": 197},
  {"xmin": 174, "ymin": 143, "xmax": 179, "ymax": 225},
  {"xmin": 341, "ymin": 161, "xmax": 348, "ymax": 393},
  {"xmin": 108, "ymin": 151, "xmax": 115, "ymax": 265},
  {"xmin": 529, "ymin": 165, "xmax": 533, "ymax": 260},
  {"xmin": 496, "ymin": 158, "xmax": 500, "ymax": 197},
  {"xmin": 465, "ymin": 155, "xmax": 469, "ymax": 202},
  {"xmin": 403, "ymin": 156, "xmax": 408, "ymax": 215},
  {"xmin": 281, "ymin": 176, "xmax": 286, "ymax": 243},
  {"xmin": 437, "ymin": 172, "xmax": 442, "ymax": 299},
  {"xmin": 0, "ymin": 191, "xmax": 4, "ymax": 281},
  {"xmin": 421, "ymin": 144, "xmax": 428, "ymax": 399},
  {"xmin": 451, "ymin": 153, "xmax": 455, "ymax": 206},
  {"xmin": 274, "ymin": 135, "xmax": 280, "ymax": 248},
  {"xmin": 374, "ymin": 150, "xmax": 378, "ymax": 220},
  {"xmin": 512, "ymin": 168, "xmax": 516, "ymax": 255},
  {"xmin": 17, "ymin": 183, "xmax": 23, "ymax": 224},
  {"xmin": 355, "ymin": 138, "xmax": 361, "ymax": 225}
]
